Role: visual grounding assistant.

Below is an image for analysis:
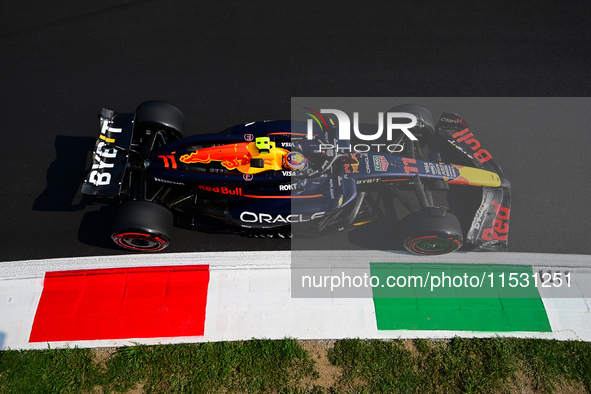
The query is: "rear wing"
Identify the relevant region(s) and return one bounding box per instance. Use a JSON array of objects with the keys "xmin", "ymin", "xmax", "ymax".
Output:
[
  {"xmin": 437, "ymin": 113, "xmax": 511, "ymax": 252},
  {"xmin": 81, "ymin": 109, "xmax": 135, "ymax": 196}
]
